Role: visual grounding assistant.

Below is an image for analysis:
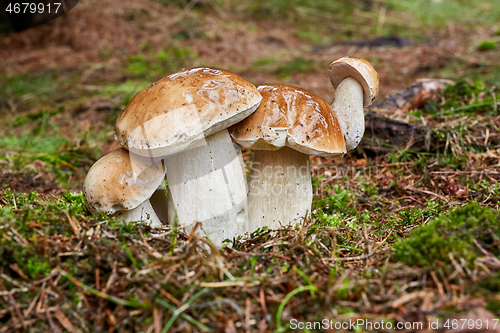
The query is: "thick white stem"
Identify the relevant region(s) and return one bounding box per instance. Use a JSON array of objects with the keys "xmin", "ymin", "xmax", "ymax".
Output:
[
  {"xmin": 166, "ymin": 130, "xmax": 248, "ymax": 247},
  {"xmin": 331, "ymin": 76, "xmax": 365, "ymax": 151},
  {"xmin": 247, "ymin": 146, "xmax": 312, "ymax": 232},
  {"xmin": 111, "ymin": 199, "xmax": 163, "ymax": 227}
]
